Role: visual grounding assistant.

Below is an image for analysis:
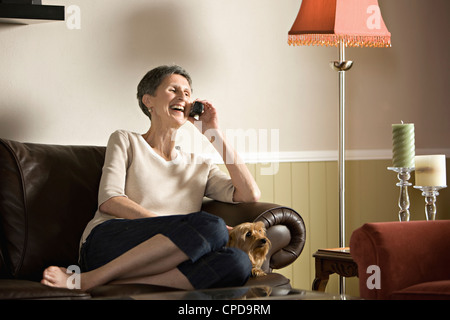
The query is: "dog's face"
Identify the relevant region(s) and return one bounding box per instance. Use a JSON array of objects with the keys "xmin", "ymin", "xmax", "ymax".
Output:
[{"xmin": 228, "ymin": 221, "xmax": 270, "ymax": 276}]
